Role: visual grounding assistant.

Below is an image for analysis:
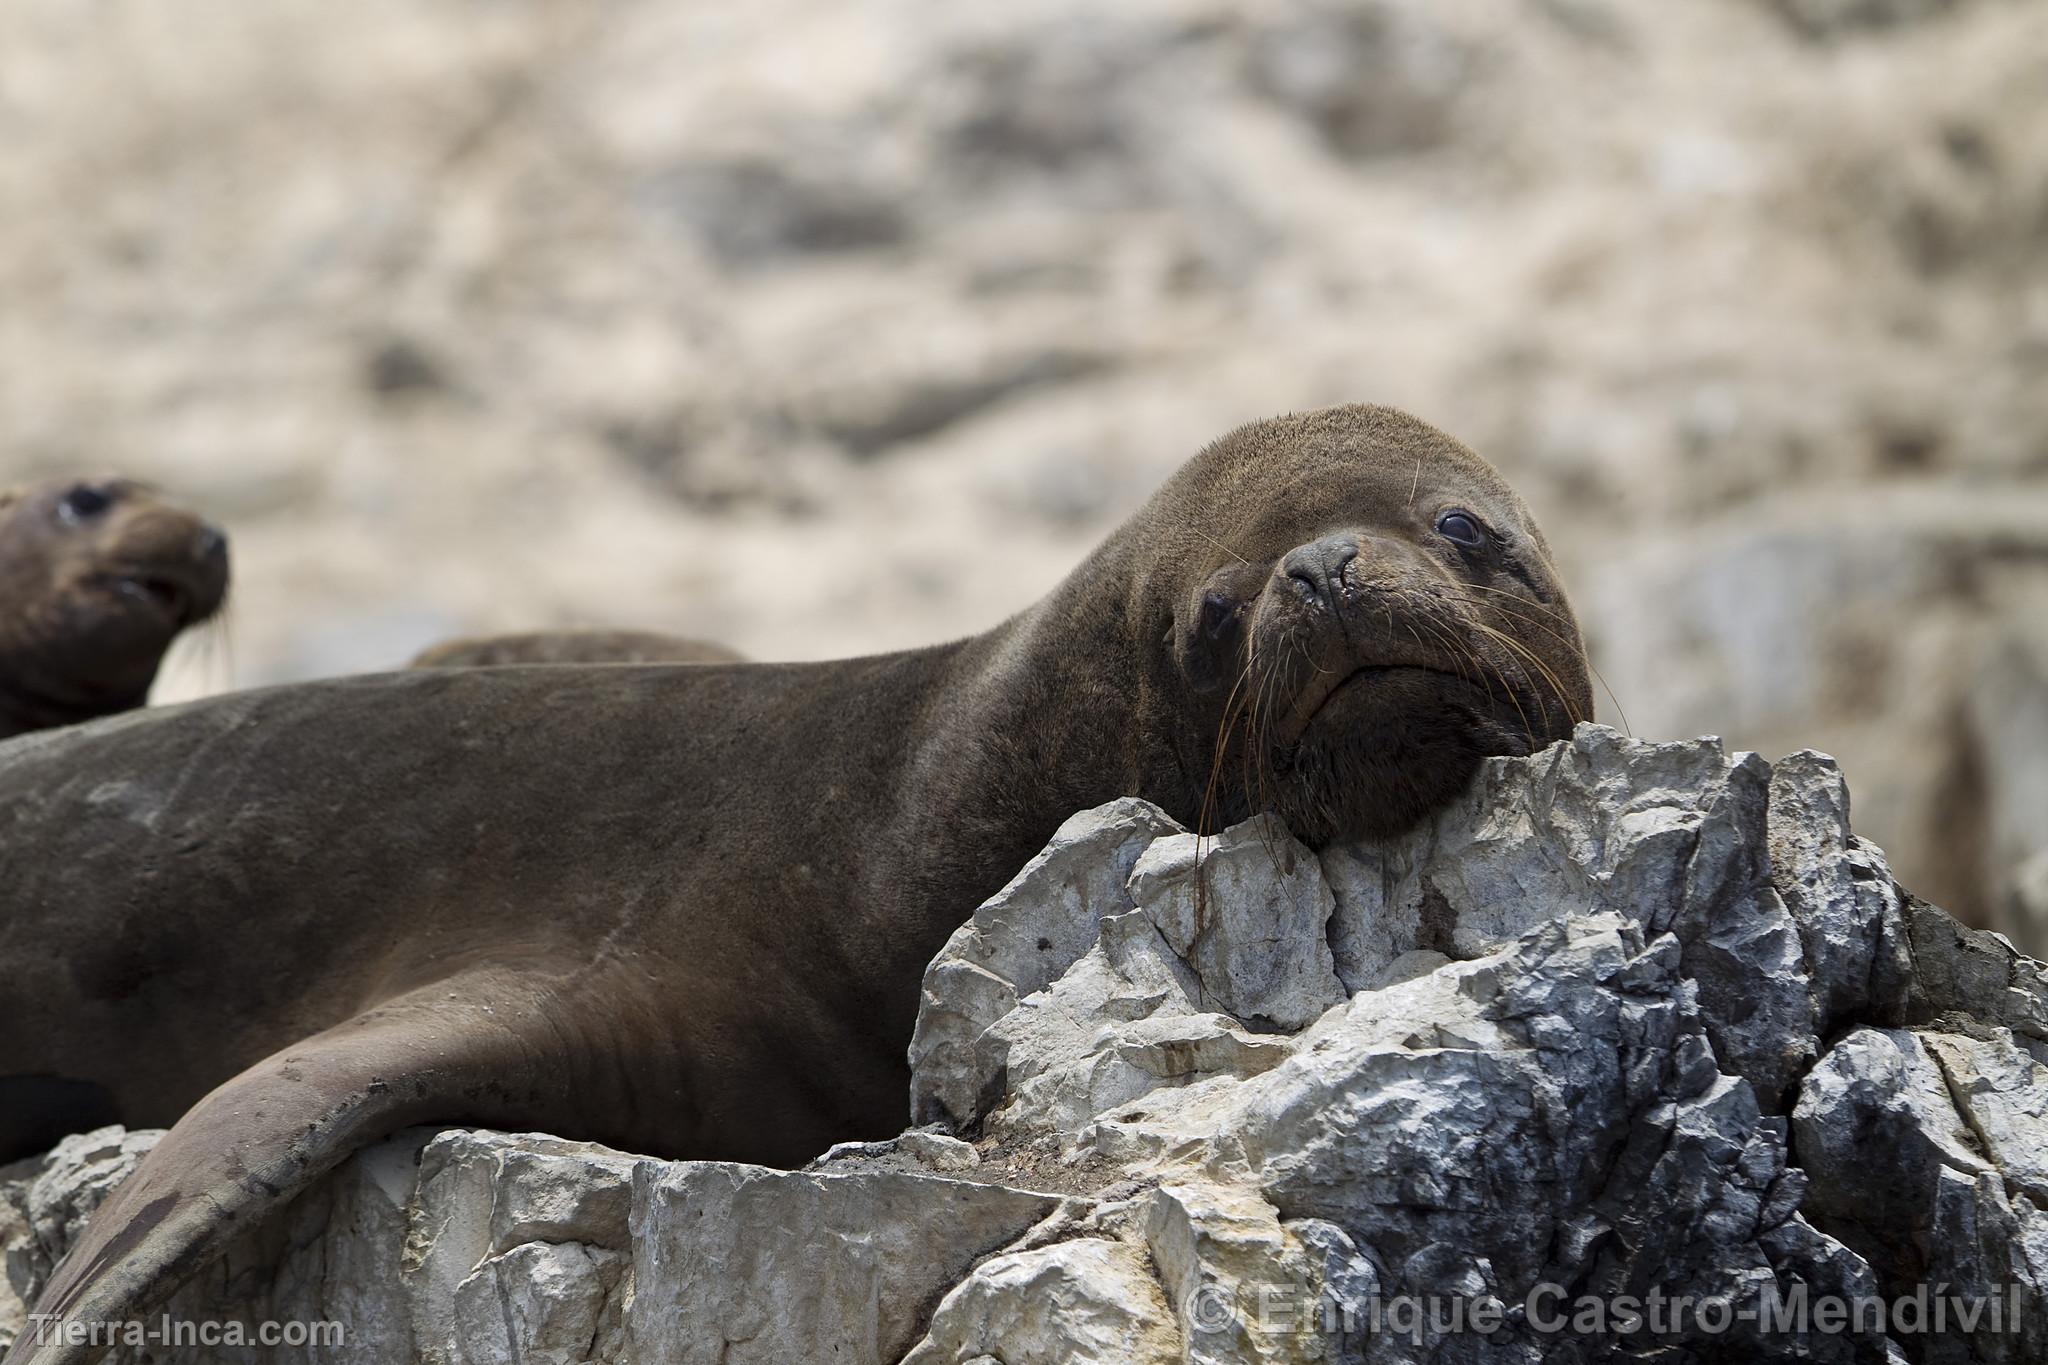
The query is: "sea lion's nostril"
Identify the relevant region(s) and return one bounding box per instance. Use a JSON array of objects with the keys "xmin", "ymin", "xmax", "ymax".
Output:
[
  {"xmin": 1281, "ymin": 546, "xmax": 1329, "ymax": 605},
  {"xmin": 1281, "ymin": 535, "xmax": 1361, "ymax": 606},
  {"xmin": 1323, "ymin": 539, "xmax": 1359, "ymax": 586},
  {"xmin": 196, "ymin": 526, "xmax": 227, "ymax": 563}
]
